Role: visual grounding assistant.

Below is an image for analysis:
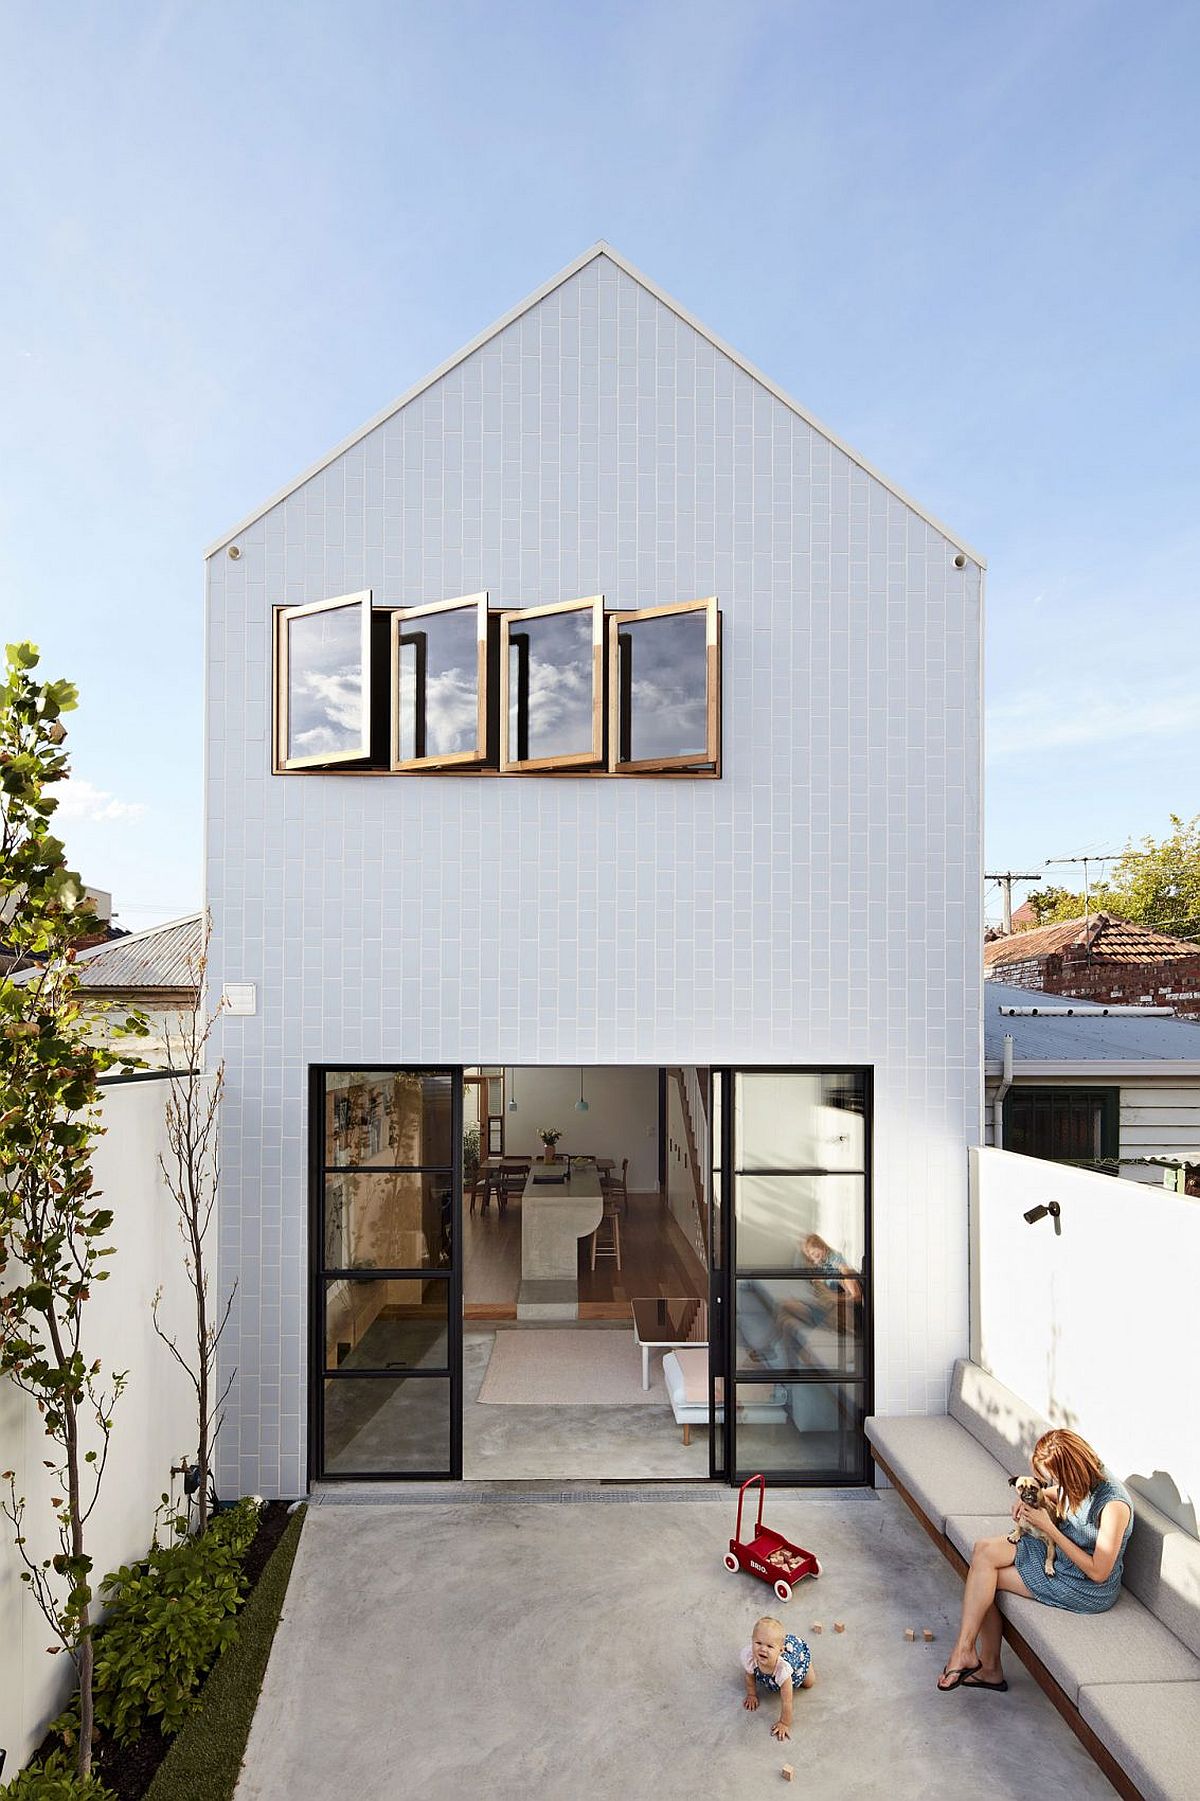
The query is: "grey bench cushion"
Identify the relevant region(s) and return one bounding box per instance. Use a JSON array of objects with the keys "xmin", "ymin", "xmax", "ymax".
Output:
[
  {"xmin": 865, "ymin": 1416, "xmax": 1009, "ymax": 1532},
  {"xmin": 1079, "ymin": 1681, "xmax": 1200, "ymax": 1801},
  {"xmin": 948, "ymin": 1358, "xmax": 1052, "ymax": 1471},
  {"xmin": 942, "ymin": 1516, "xmax": 1200, "ymax": 1705},
  {"xmin": 1122, "ymin": 1483, "xmax": 1200, "ymax": 1662}
]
